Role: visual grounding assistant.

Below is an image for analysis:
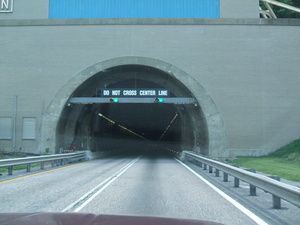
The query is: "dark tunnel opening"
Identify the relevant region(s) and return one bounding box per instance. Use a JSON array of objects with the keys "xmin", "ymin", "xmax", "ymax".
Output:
[
  {"xmin": 92, "ymin": 103, "xmax": 182, "ymax": 153},
  {"xmin": 56, "ymin": 65, "xmax": 209, "ymax": 156}
]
